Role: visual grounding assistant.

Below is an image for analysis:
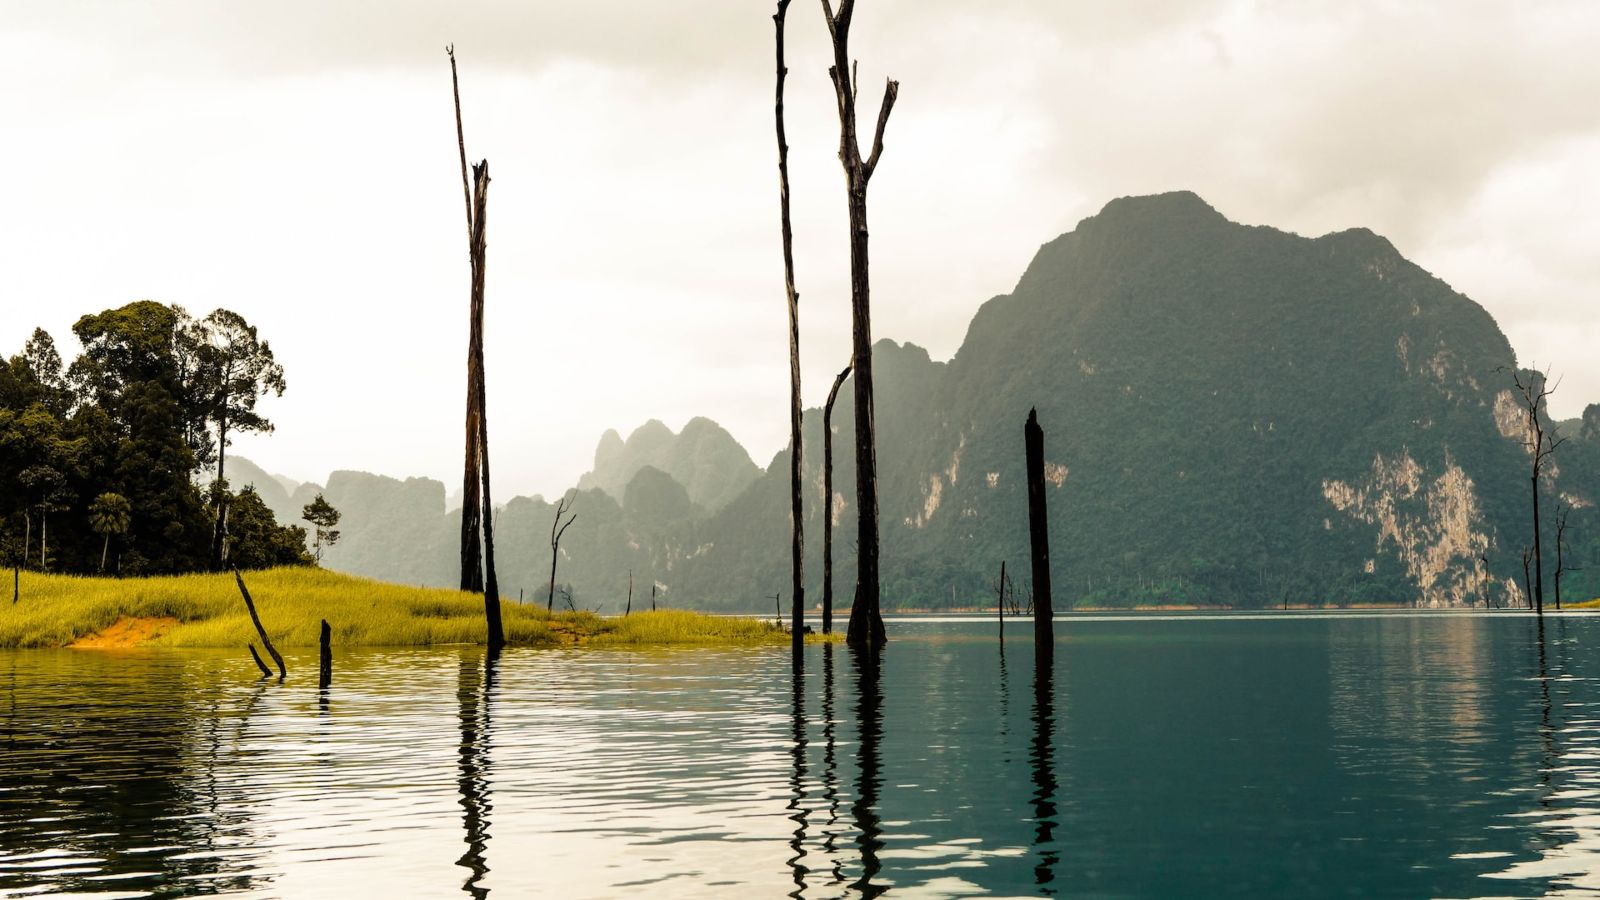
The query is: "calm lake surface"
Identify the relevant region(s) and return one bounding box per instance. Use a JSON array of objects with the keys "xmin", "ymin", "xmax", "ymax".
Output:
[{"xmin": 1, "ymin": 613, "xmax": 1598, "ymax": 898}]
